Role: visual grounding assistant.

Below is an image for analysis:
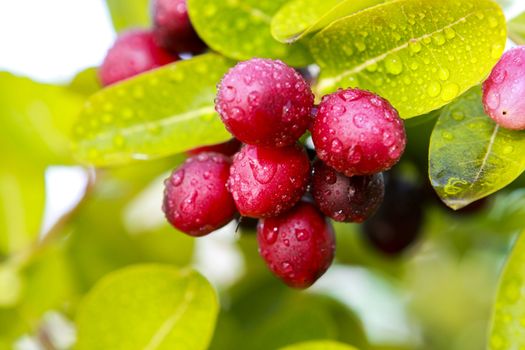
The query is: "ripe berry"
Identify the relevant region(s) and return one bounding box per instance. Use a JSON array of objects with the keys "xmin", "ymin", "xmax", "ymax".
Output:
[
  {"xmin": 312, "ymin": 88, "xmax": 406, "ymax": 176},
  {"xmin": 311, "ymin": 159, "xmax": 384, "ymax": 223},
  {"xmin": 163, "ymin": 153, "xmax": 236, "ymax": 236},
  {"xmin": 483, "ymin": 46, "xmax": 525, "ymax": 130},
  {"xmin": 362, "ymin": 176, "xmax": 424, "ymax": 255},
  {"xmin": 216, "ymin": 58, "xmax": 314, "ymax": 147},
  {"xmin": 152, "ymin": 0, "xmax": 206, "ymax": 54},
  {"xmin": 99, "ymin": 30, "xmax": 177, "ymax": 86},
  {"xmin": 187, "ymin": 138, "xmax": 241, "ymax": 157},
  {"xmin": 257, "ymin": 201, "xmax": 335, "ymax": 289},
  {"xmin": 228, "ymin": 144, "xmax": 310, "ymax": 218}
]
